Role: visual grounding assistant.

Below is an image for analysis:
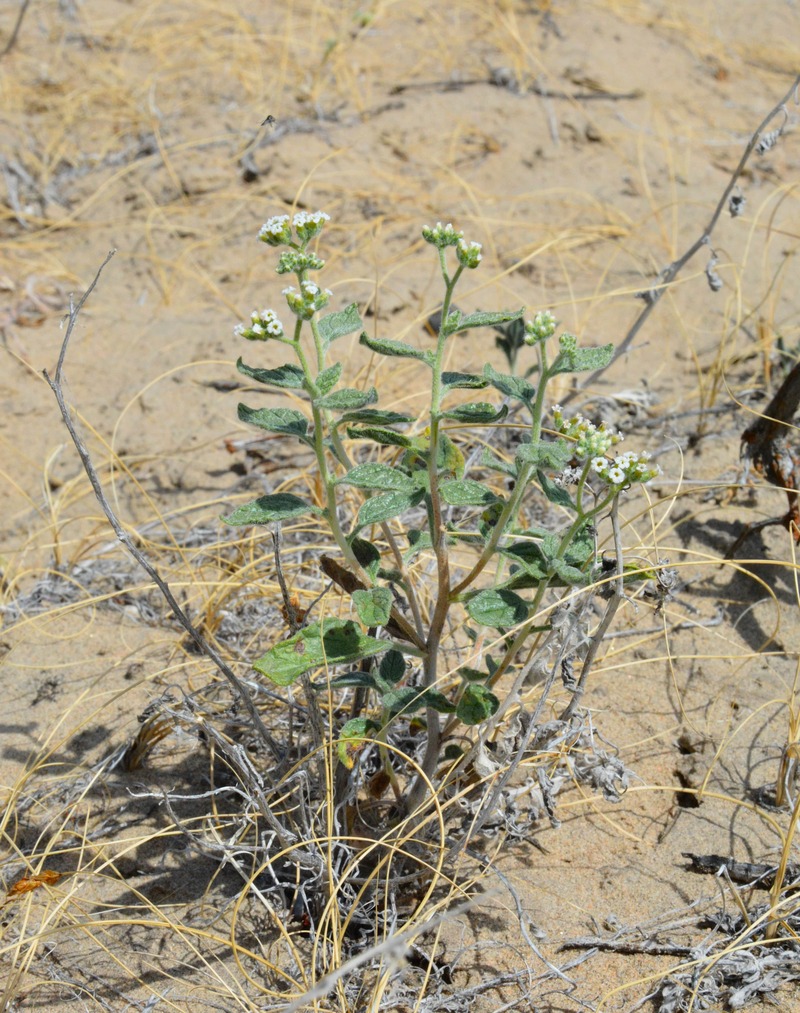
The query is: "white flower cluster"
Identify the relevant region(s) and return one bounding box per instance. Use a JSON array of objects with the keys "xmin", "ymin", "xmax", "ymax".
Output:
[
  {"xmin": 551, "ymin": 406, "xmax": 622, "ymax": 460},
  {"xmin": 422, "ymin": 222, "xmax": 464, "ymax": 248},
  {"xmin": 234, "ymin": 308, "xmax": 284, "ymax": 341},
  {"xmin": 591, "ymin": 450, "xmax": 660, "ymax": 488},
  {"xmin": 293, "ymin": 210, "xmax": 330, "ymax": 242},
  {"xmin": 282, "ymin": 279, "xmax": 332, "ymax": 320},
  {"xmin": 258, "ymin": 210, "xmax": 330, "ymax": 247},
  {"xmin": 456, "ymin": 238, "xmax": 482, "ymax": 269}
]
